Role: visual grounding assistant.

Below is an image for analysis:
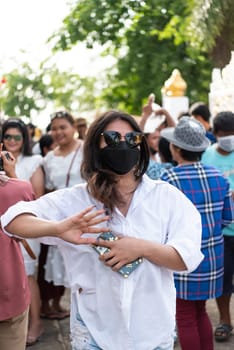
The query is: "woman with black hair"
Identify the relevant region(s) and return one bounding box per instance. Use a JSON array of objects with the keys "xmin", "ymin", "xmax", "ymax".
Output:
[
  {"xmin": 1, "ymin": 118, "xmax": 44, "ymax": 345},
  {"xmin": 1, "ymin": 118, "xmax": 44, "ymax": 198},
  {"xmin": 2, "ymin": 110, "xmax": 203, "ymax": 350}
]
